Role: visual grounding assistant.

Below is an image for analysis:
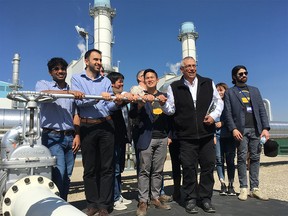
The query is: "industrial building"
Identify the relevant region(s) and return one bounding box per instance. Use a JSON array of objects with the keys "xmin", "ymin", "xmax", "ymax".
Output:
[{"xmin": 0, "ymin": 0, "xmax": 287, "ymax": 151}]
